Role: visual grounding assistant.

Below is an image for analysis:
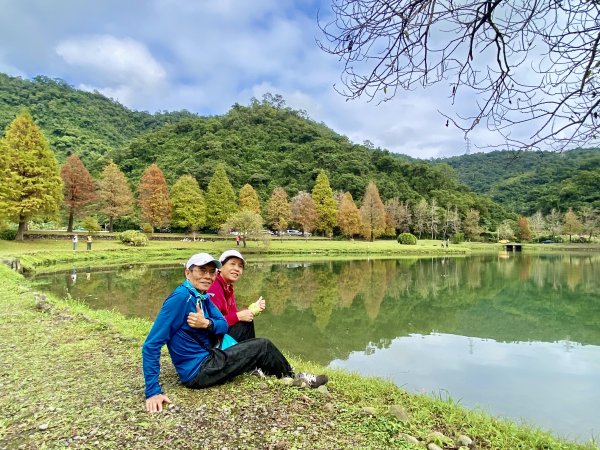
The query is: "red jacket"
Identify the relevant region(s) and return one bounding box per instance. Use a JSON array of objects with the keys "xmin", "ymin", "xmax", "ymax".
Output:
[{"xmin": 207, "ymin": 273, "xmax": 239, "ymax": 326}]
